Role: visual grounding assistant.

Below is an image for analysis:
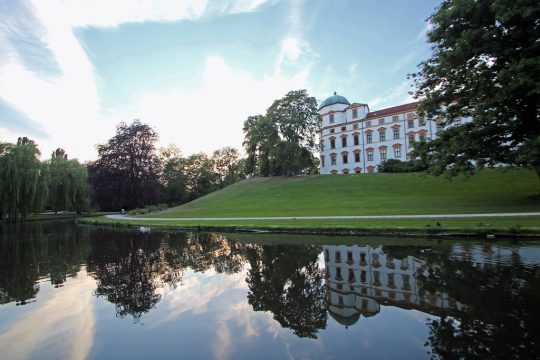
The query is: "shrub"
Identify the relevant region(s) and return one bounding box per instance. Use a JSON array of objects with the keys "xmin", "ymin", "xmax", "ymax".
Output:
[{"xmin": 377, "ymin": 159, "xmax": 427, "ymax": 173}]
